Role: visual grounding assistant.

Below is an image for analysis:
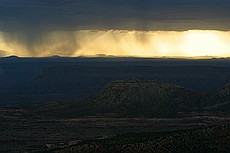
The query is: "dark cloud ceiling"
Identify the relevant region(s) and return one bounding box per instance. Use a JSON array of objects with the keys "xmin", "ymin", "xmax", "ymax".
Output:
[{"xmin": 0, "ymin": 0, "xmax": 230, "ymax": 31}]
